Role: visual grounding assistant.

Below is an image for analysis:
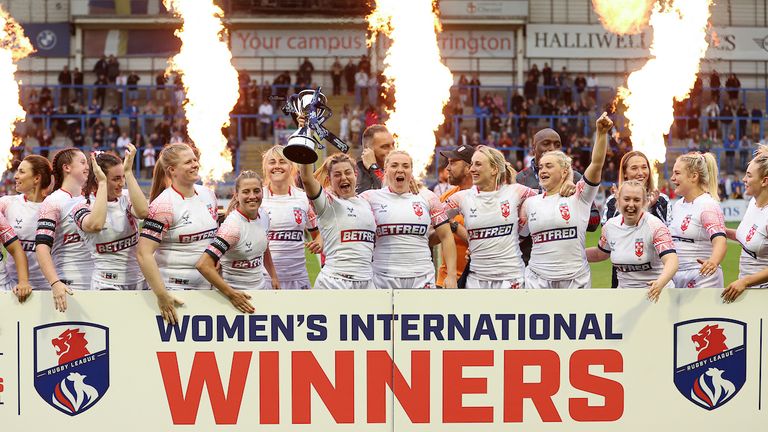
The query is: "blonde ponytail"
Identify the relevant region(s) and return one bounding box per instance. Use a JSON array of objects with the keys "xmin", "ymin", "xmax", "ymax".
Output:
[
  {"xmin": 149, "ymin": 143, "xmax": 194, "ymax": 202},
  {"xmin": 503, "ymin": 162, "xmax": 516, "ymax": 185},
  {"xmin": 702, "ymin": 152, "xmax": 720, "ymax": 201},
  {"xmin": 677, "ymin": 152, "xmax": 720, "ymax": 202}
]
